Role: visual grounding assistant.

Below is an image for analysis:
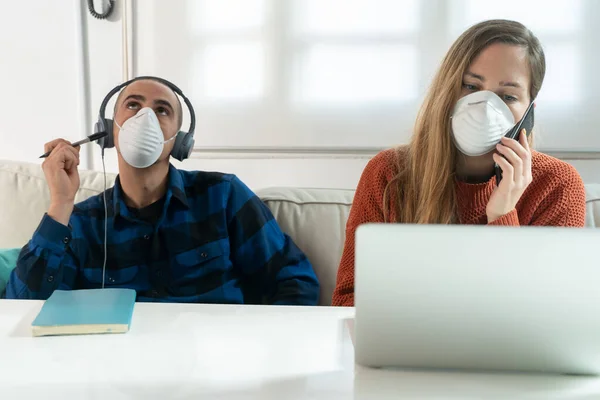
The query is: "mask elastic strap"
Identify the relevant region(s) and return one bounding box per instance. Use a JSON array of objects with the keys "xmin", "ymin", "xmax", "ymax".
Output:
[{"xmin": 164, "ymin": 134, "xmax": 177, "ymax": 144}]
